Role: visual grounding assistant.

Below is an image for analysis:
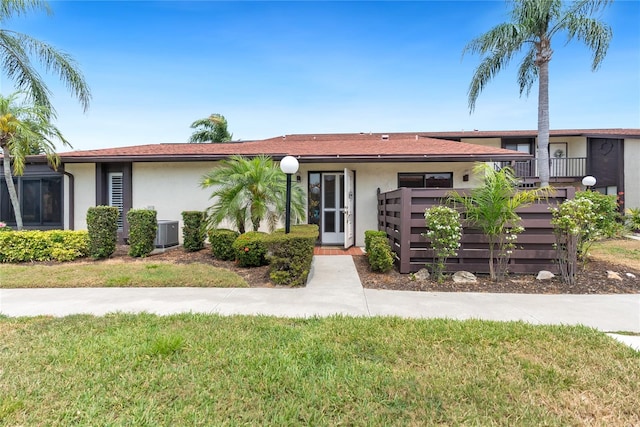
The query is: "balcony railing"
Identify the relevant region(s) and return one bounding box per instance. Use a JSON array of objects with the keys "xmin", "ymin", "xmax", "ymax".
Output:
[{"xmin": 498, "ymin": 157, "xmax": 586, "ymax": 180}]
